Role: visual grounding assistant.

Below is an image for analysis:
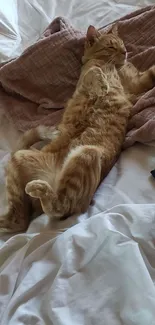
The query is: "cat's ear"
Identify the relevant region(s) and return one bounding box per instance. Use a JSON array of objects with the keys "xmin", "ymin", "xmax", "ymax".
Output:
[
  {"xmin": 107, "ymin": 23, "xmax": 118, "ymax": 35},
  {"xmin": 86, "ymin": 25, "xmax": 101, "ymax": 45},
  {"xmin": 111, "ymin": 23, "xmax": 118, "ymax": 35}
]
